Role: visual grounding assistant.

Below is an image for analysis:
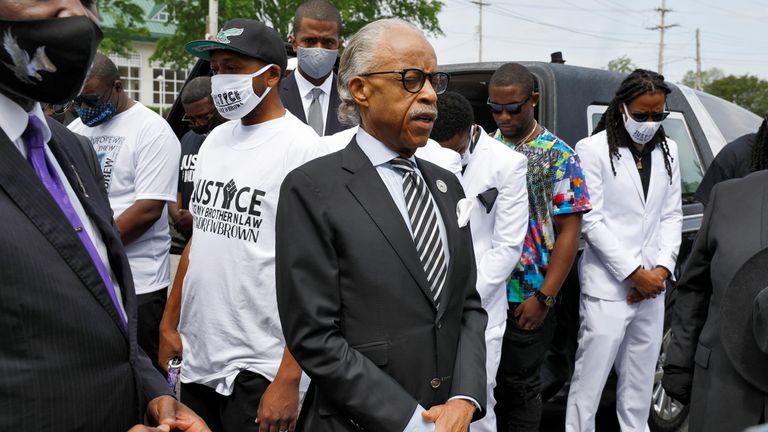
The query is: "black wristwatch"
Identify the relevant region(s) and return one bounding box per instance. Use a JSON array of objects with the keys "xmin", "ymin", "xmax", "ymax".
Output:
[{"xmin": 534, "ymin": 290, "xmax": 555, "ymax": 308}]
